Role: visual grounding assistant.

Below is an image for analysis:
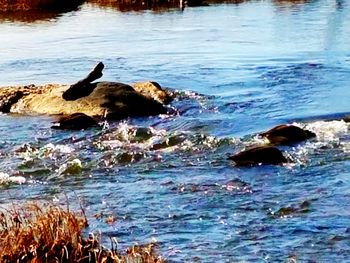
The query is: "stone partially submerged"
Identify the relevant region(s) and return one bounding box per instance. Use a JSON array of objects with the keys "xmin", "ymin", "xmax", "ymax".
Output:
[
  {"xmin": 260, "ymin": 124, "xmax": 316, "ymax": 145},
  {"xmin": 228, "ymin": 124, "xmax": 316, "ymax": 166},
  {"xmin": 228, "ymin": 146, "xmax": 287, "ymax": 166},
  {"xmin": 51, "ymin": 113, "xmax": 98, "ymax": 130},
  {"xmin": 0, "ymin": 62, "xmax": 173, "ymax": 126}
]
